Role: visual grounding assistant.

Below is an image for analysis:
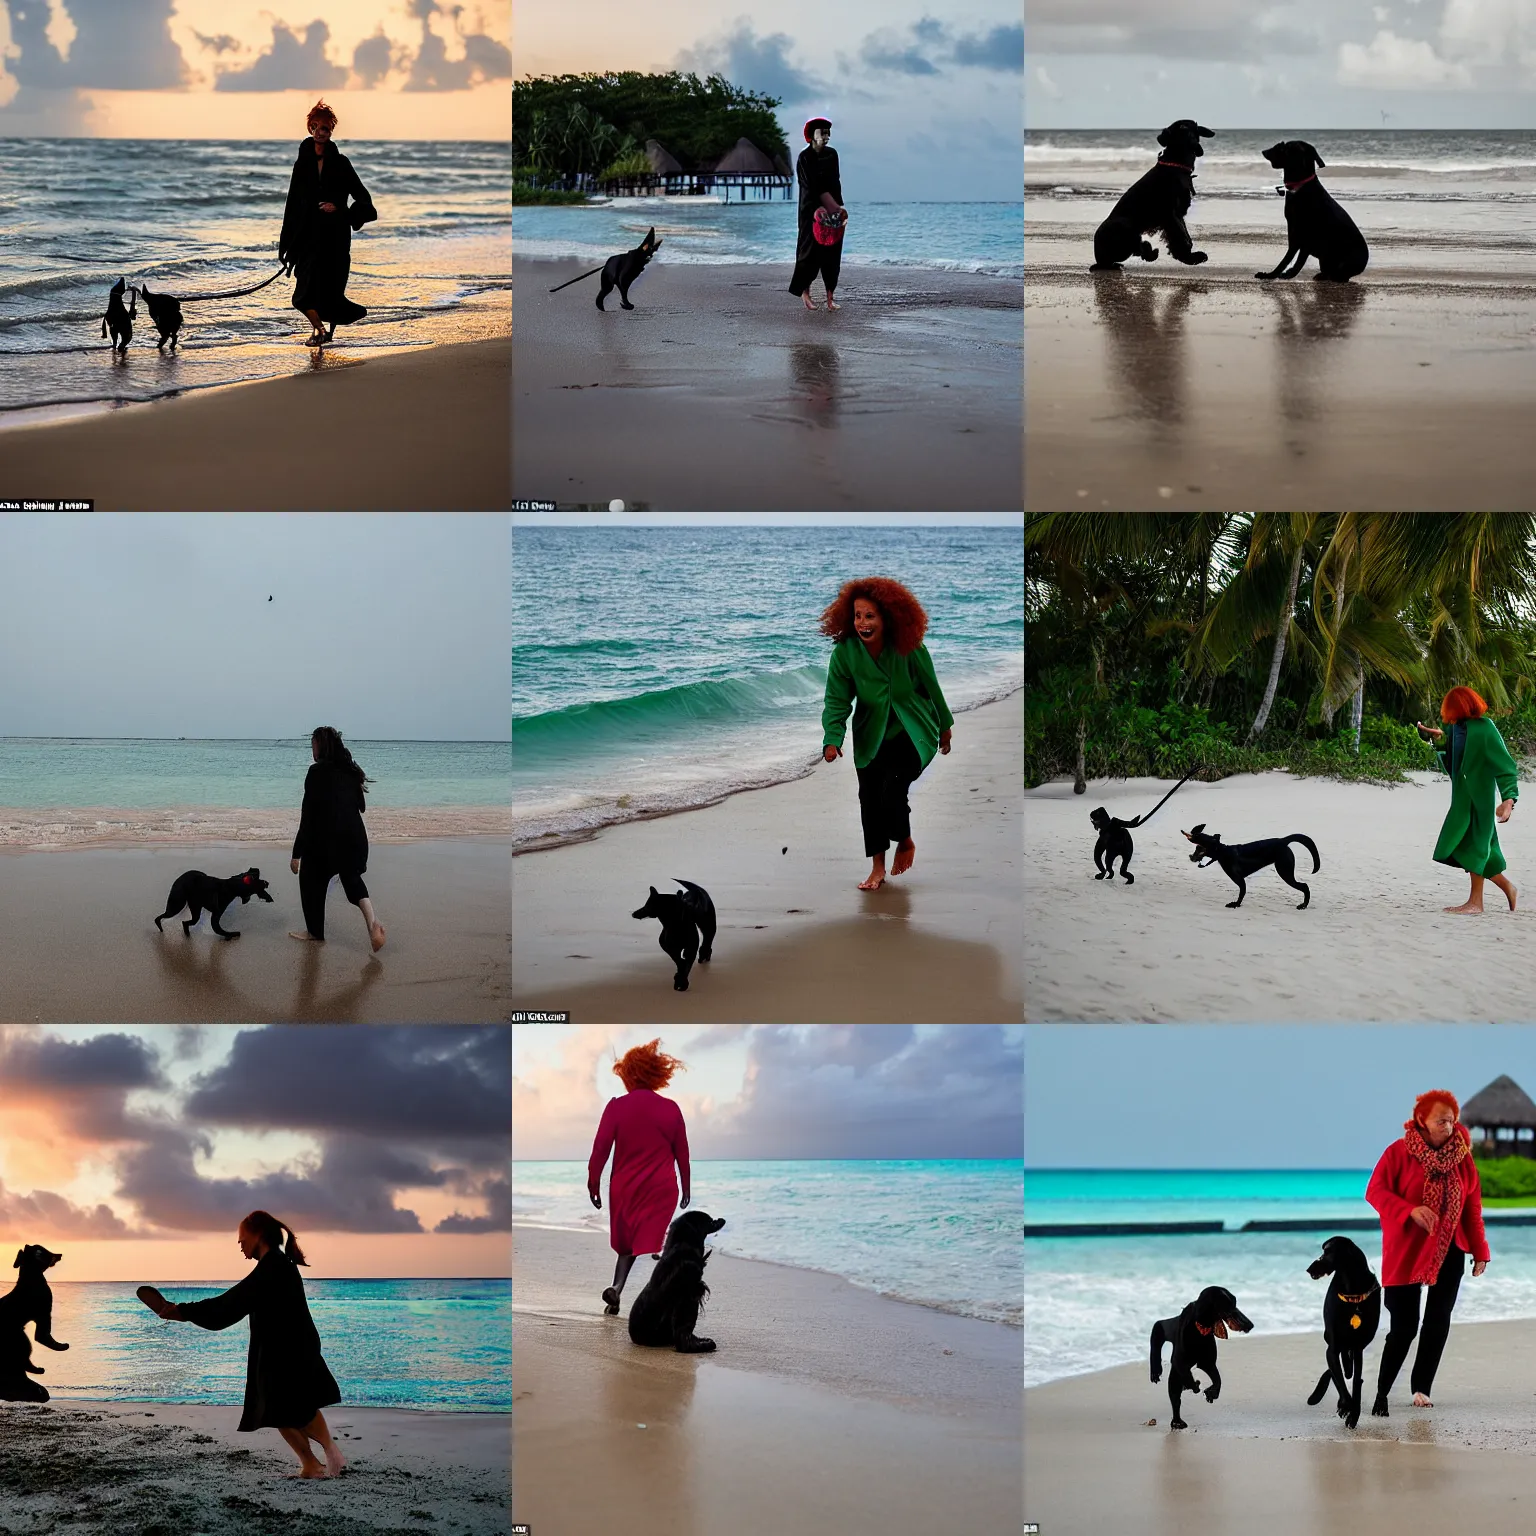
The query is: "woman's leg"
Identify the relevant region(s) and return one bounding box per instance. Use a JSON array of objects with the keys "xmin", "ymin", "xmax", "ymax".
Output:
[
  {"xmin": 1409, "ymin": 1246, "xmax": 1466, "ymax": 1400},
  {"xmin": 603, "ymin": 1252, "xmax": 637, "ymax": 1312},
  {"xmin": 302, "ymin": 1410, "xmax": 347, "ymax": 1476},
  {"xmin": 887, "ymin": 736, "xmax": 923, "ymax": 876},
  {"xmin": 291, "ymin": 862, "xmax": 331, "ymax": 941},
  {"xmin": 1373, "ymin": 1282, "xmax": 1423, "ymax": 1409},
  {"xmin": 1490, "ymin": 871, "xmax": 1518, "ymax": 910},
  {"xmin": 1445, "ymin": 873, "xmax": 1486, "ymax": 913},
  {"xmin": 854, "ymin": 750, "xmax": 892, "ymax": 889},
  {"xmin": 339, "ymin": 868, "xmax": 385, "ymax": 952},
  {"xmin": 277, "ymin": 1425, "xmax": 328, "ymax": 1477}
]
